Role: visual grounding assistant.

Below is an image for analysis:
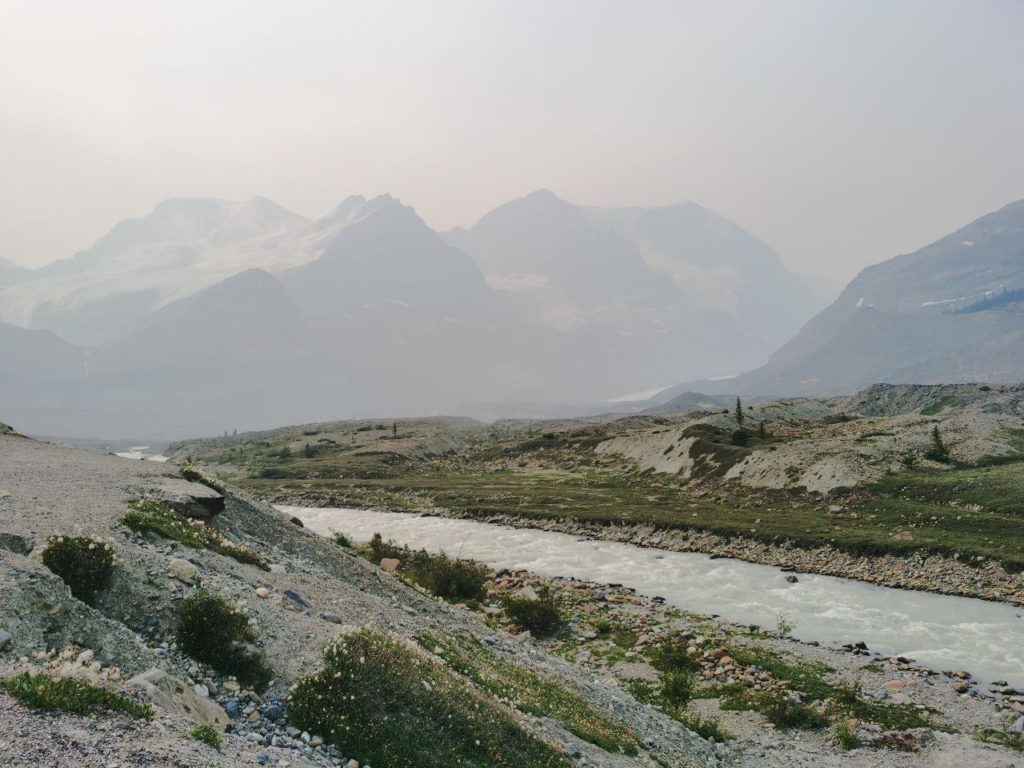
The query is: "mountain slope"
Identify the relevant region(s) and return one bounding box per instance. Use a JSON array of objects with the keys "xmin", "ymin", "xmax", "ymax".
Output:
[
  {"xmin": 708, "ymin": 199, "xmax": 1024, "ymax": 396},
  {"xmin": 446, "ymin": 190, "xmax": 823, "ymax": 384}
]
